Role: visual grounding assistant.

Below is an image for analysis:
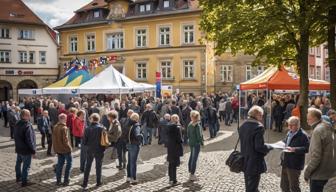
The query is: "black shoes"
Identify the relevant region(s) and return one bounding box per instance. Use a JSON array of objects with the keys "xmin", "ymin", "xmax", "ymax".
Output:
[{"xmin": 21, "ymin": 181, "xmax": 35, "ymax": 187}]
